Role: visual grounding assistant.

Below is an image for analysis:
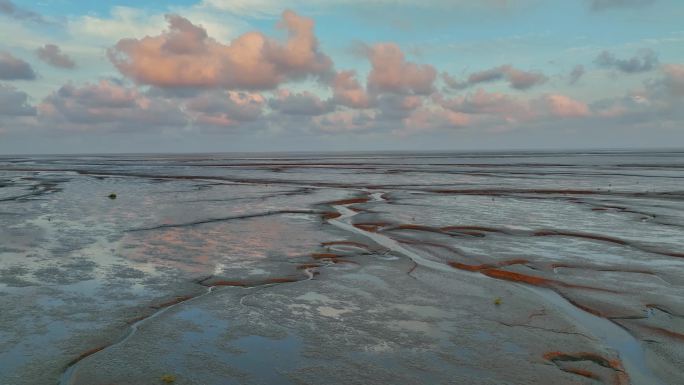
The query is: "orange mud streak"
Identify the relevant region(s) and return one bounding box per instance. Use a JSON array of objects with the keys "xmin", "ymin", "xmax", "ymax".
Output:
[{"xmin": 543, "ymin": 351, "xmax": 629, "ymax": 385}]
